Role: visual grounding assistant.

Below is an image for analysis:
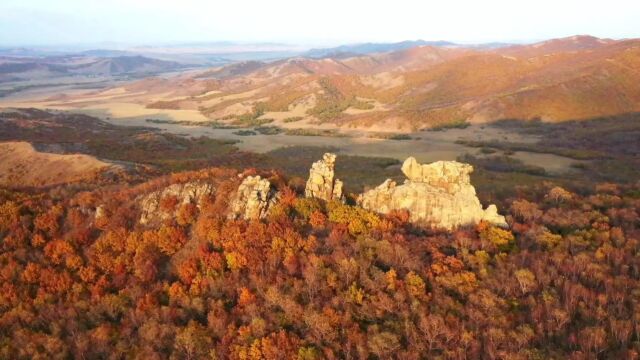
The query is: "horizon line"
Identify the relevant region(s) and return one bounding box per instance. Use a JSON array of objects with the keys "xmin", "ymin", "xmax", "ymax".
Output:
[{"xmin": 1, "ymin": 34, "xmax": 634, "ymax": 50}]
